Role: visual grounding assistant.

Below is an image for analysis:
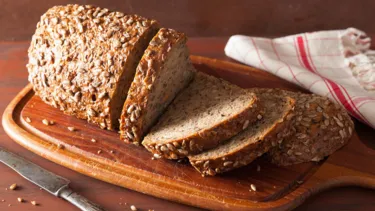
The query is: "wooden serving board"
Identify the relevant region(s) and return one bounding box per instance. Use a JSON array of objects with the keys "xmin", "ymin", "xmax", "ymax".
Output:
[{"xmin": 3, "ymin": 56, "xmax": 375, "ymax": 211}]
